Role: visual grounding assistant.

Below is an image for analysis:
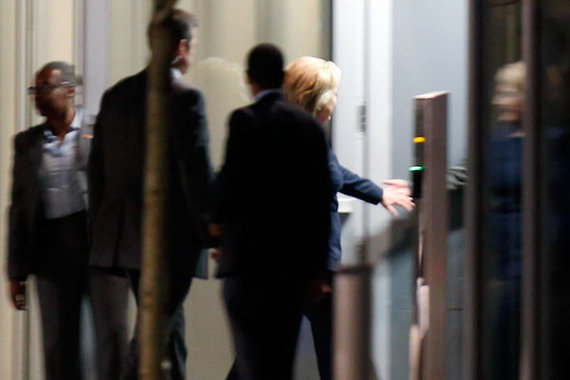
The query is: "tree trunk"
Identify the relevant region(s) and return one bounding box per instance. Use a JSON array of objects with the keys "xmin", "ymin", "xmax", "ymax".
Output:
[{"xmin": 140, "ymin": 1, "xmax": 177, "ymax": 378}]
